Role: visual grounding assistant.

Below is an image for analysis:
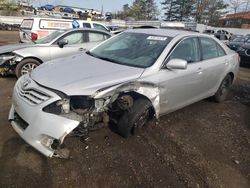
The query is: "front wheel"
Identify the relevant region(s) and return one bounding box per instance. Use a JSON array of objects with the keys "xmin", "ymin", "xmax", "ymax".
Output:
[
  {"xmin": 16, "ymin": 58, "xmax": 41, "ymax": 78},
  {"xmin": 117, "ymin": 98, "xmax": 153, "ymax": 138},
  {"xmin": 214, "ymin": 74, "xmax": 232, "ymax": 102}
]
